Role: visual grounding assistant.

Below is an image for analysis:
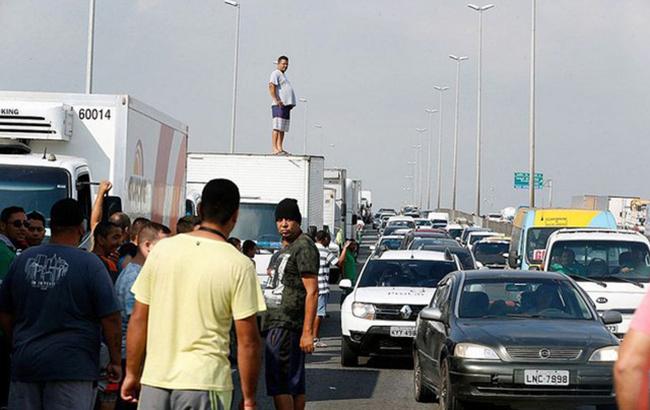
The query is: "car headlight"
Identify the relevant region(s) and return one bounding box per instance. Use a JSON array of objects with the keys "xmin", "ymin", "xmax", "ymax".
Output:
[
  {"xmin": 454, "ymin": 343, "xmax": 500, "ymax": 360},
  {"xmin": 352, "ymin": 302, "xmax": 376, "ymax": 320},
  {"xmin": 589, "ymin": 346, "xmax": 618, "ymax": 362}
]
